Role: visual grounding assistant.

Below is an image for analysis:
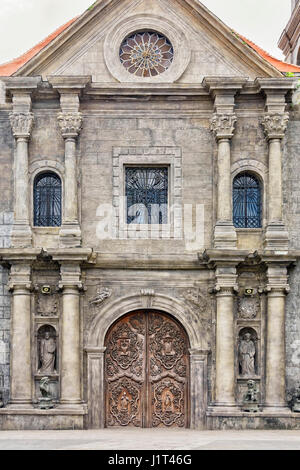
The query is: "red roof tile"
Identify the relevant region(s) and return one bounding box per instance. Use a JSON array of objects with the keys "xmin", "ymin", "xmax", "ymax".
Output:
[{"xmin": 0, "ymin": 17, "xmax": 78, "ymax": 76}]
